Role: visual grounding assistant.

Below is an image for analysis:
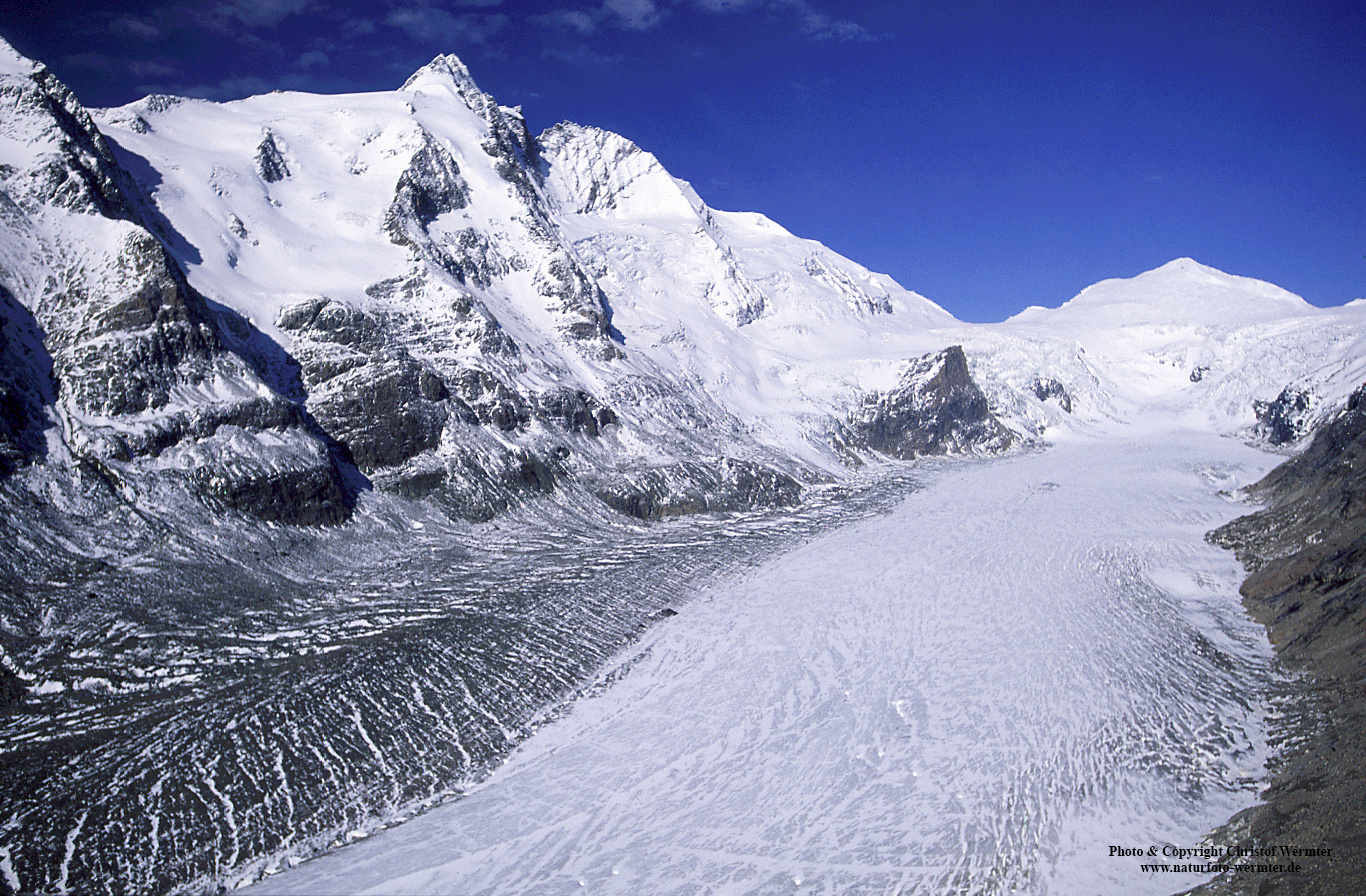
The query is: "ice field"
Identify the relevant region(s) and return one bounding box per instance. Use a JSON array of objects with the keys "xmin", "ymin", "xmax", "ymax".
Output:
[{"xmin": 256, "ymin": 430, "xmax": 1283, "ymax": 896}]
